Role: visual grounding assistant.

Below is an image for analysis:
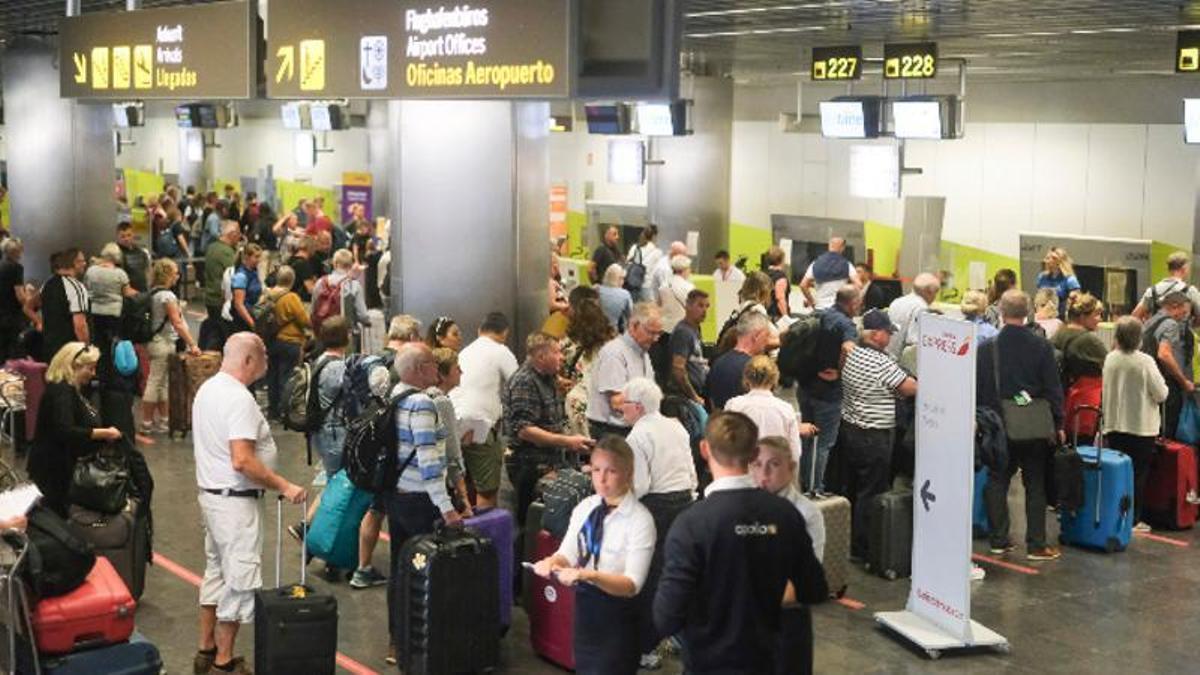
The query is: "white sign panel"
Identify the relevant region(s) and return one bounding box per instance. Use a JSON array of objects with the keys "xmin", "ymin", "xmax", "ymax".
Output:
[
  {"xmin": 910, "ymin": 313, "xmax": 976, "ymax": 643},
  {"xmin": 849, "ymin": 144, "xmax": 900, "ymax": 199}
]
